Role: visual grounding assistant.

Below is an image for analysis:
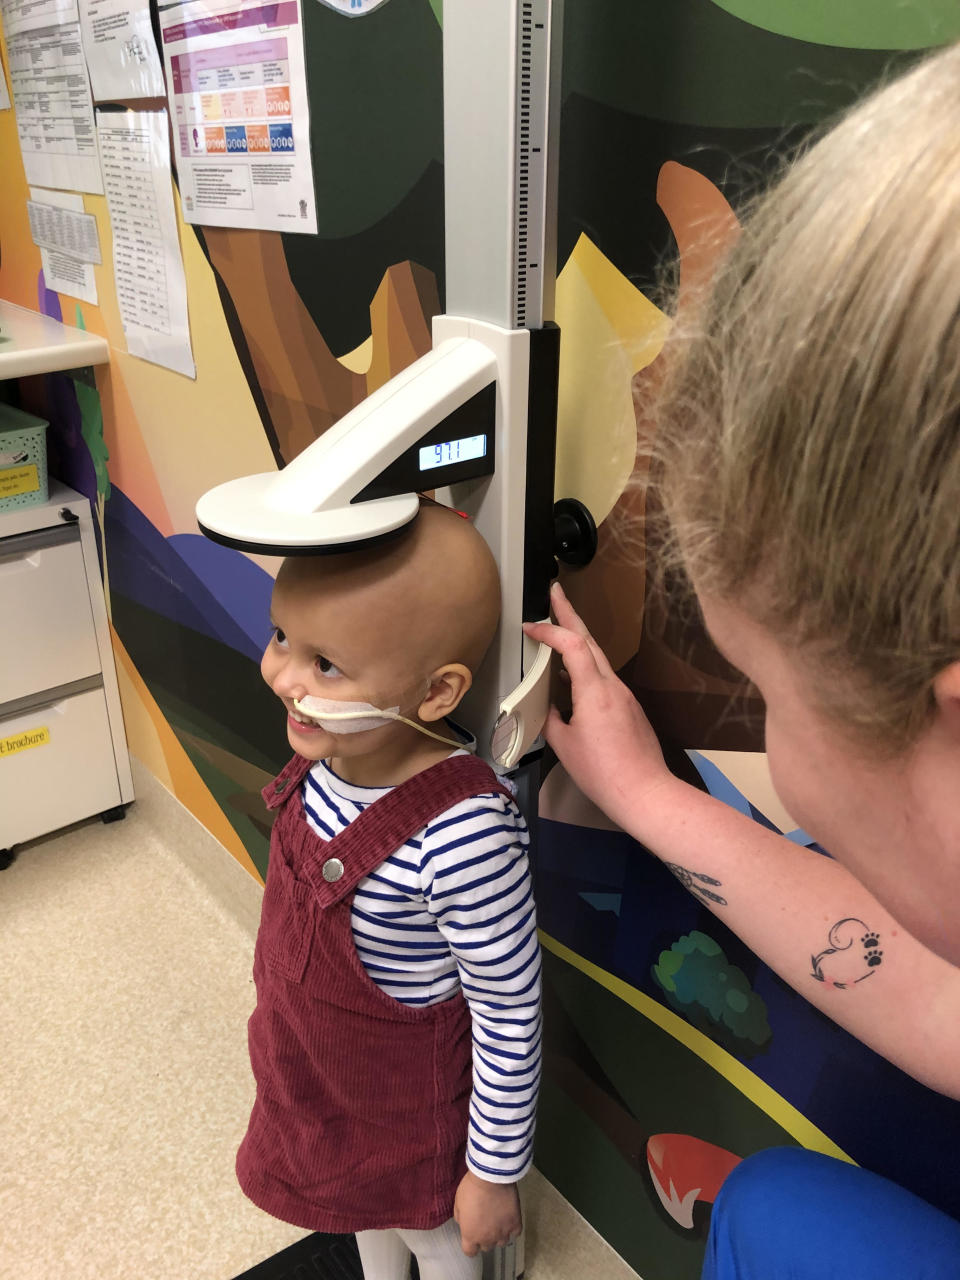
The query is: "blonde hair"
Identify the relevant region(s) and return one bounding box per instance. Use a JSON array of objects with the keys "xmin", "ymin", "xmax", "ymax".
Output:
[{"xmin": 651, "ymin": 42, "xmax": 960, "ymax": 750}]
